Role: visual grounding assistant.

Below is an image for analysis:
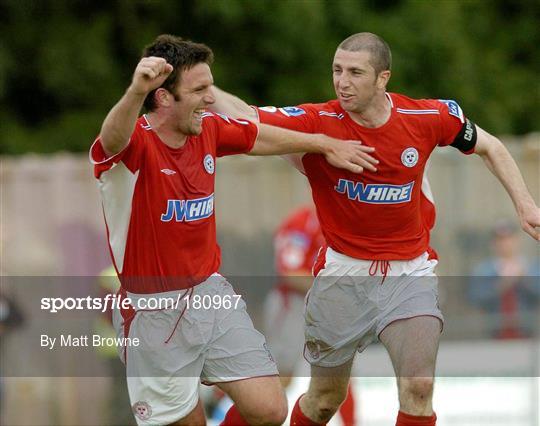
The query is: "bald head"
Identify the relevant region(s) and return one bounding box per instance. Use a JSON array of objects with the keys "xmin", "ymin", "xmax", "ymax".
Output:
[{"xmin": 338, "ymin": 33, "xmax": 391, "ymax": 74}]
